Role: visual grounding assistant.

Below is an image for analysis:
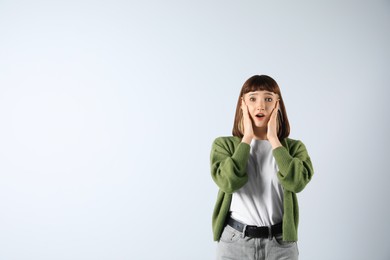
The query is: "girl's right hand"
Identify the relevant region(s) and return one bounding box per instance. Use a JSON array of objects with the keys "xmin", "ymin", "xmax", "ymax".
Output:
[{"xmin": 241, "ymin": 98, "xmax": 254, "ymax": 144}]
